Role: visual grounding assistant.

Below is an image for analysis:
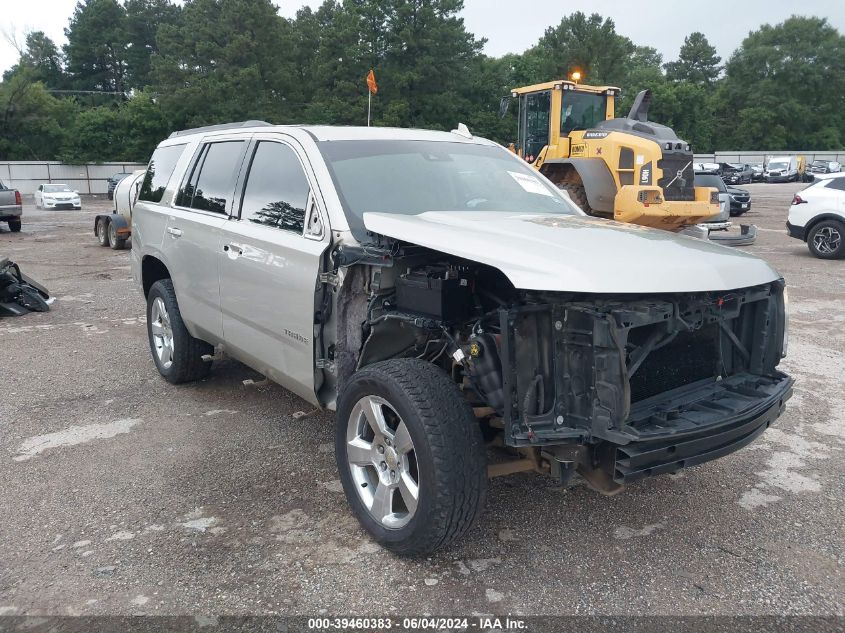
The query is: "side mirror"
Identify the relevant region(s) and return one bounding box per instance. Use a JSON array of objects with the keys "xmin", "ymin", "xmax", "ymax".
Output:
[{"xmin": 498, "ymin": 96, "xmax": 510, "ymax": 118}]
